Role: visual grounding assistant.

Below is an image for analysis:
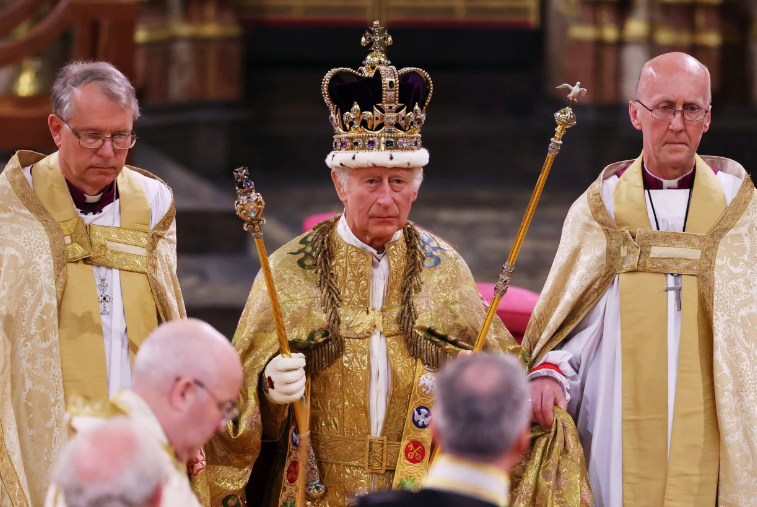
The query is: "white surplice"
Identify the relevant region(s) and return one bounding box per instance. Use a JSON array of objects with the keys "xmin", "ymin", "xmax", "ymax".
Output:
[
  {"xmin": 23, "ymin": 166, "xmax": 171, "ymax": 397},
  {"xmin": 531, "ymin": 168, "xmax": 742, "ymax": 507}
]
